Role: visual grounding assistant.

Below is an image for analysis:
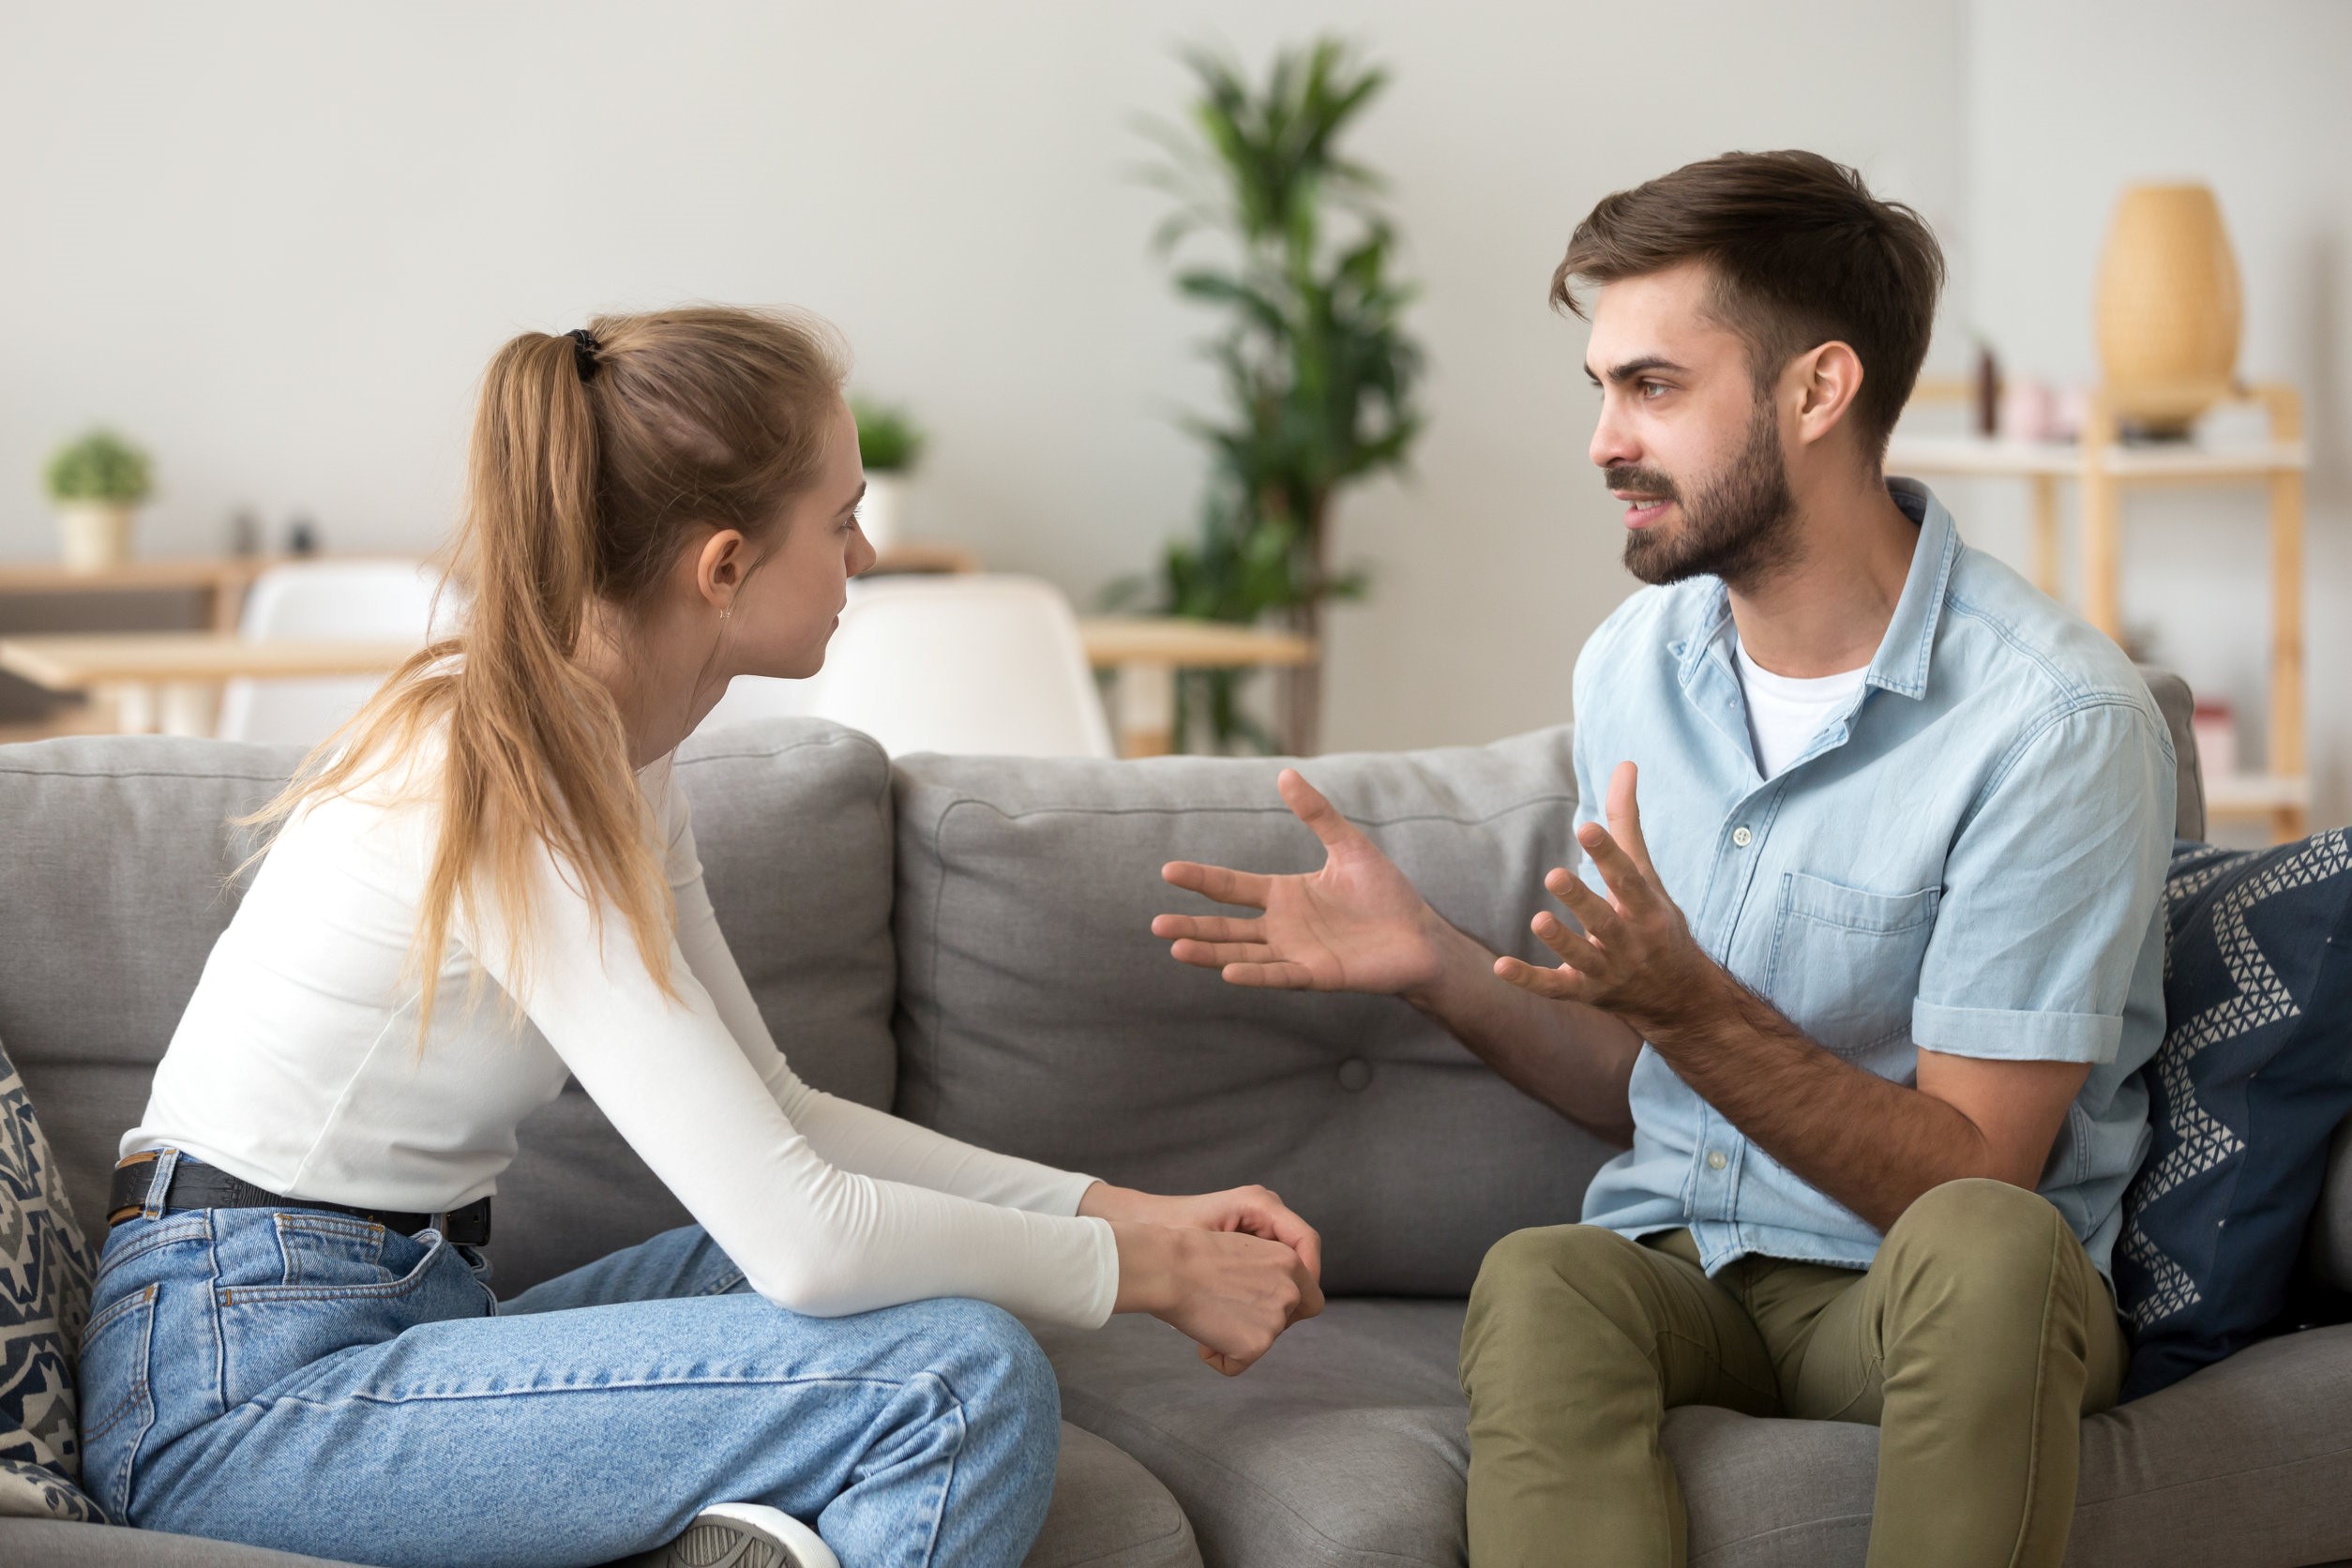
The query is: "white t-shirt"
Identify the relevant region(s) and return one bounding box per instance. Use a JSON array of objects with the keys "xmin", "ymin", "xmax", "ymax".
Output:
[
  {"xmin": 1733, "ymin": 638, "xmax": 1869, "ymax": 779},
  {"xmin": 126, "ymin": 729, "xmax": 1119, "ymax": 1328}
]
